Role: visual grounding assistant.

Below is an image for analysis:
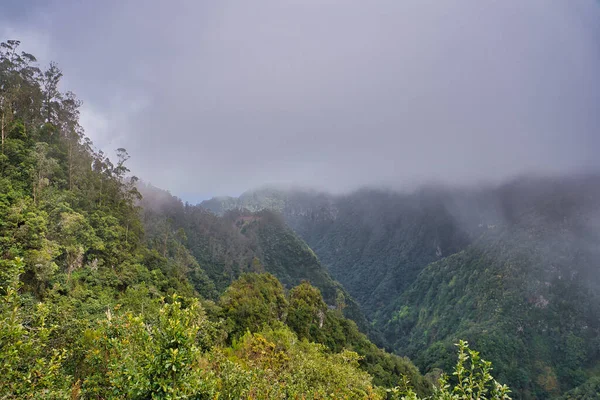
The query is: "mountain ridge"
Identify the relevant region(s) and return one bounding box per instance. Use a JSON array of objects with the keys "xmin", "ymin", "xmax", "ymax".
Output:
[{"xmin": 200, "ymin": 173, "xmax": 600, "ymax": 398}]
